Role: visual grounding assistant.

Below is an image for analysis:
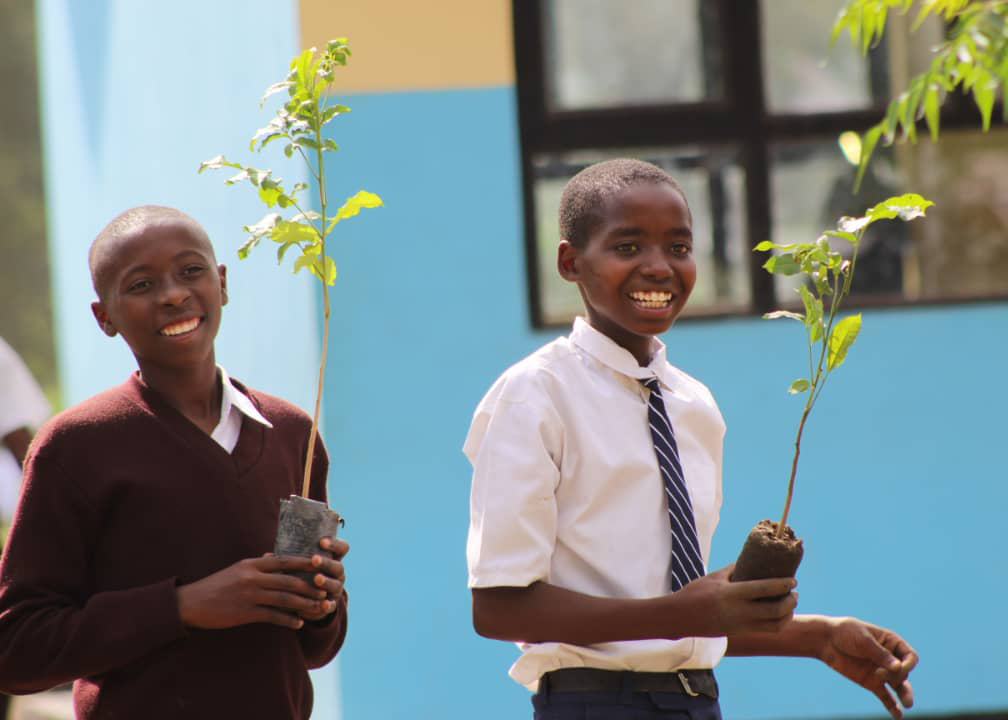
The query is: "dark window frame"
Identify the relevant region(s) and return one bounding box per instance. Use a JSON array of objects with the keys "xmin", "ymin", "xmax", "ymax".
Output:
[{"xmin": 513, "ymin": 0, "xmax": 1005, "ymax": 328}]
